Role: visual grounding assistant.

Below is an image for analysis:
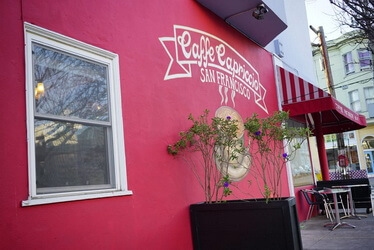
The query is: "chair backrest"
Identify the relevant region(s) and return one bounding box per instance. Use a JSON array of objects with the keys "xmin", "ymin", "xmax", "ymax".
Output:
[
  {"xmin": 311, "ymin": 190, "xmax": 328, "ymax": 203},
  {"xmin": 301, "ymin": 189, "xmax": 318, "ymax": 205}
]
